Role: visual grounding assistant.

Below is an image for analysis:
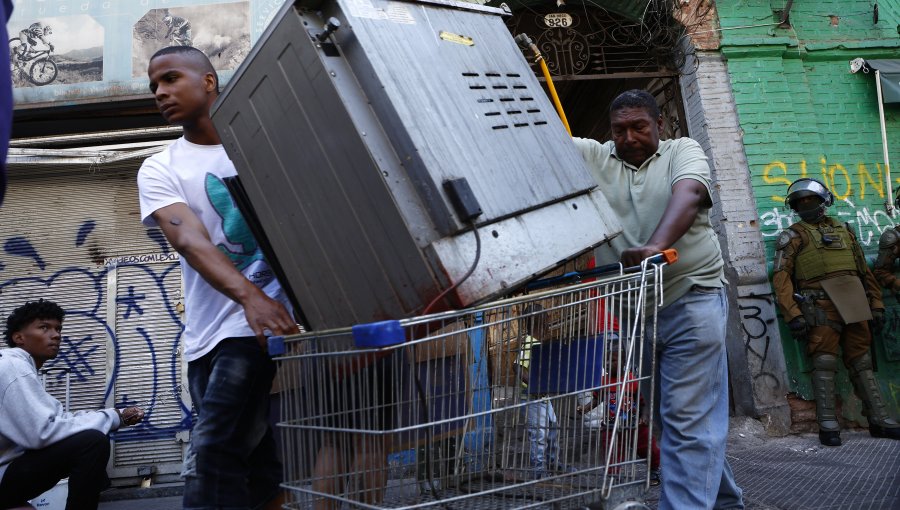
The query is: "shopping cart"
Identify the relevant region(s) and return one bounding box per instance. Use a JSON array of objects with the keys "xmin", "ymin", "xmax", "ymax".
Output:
[{"xmin": 270, "ymin": 252, "xmax": 673, "ymax": 510}]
